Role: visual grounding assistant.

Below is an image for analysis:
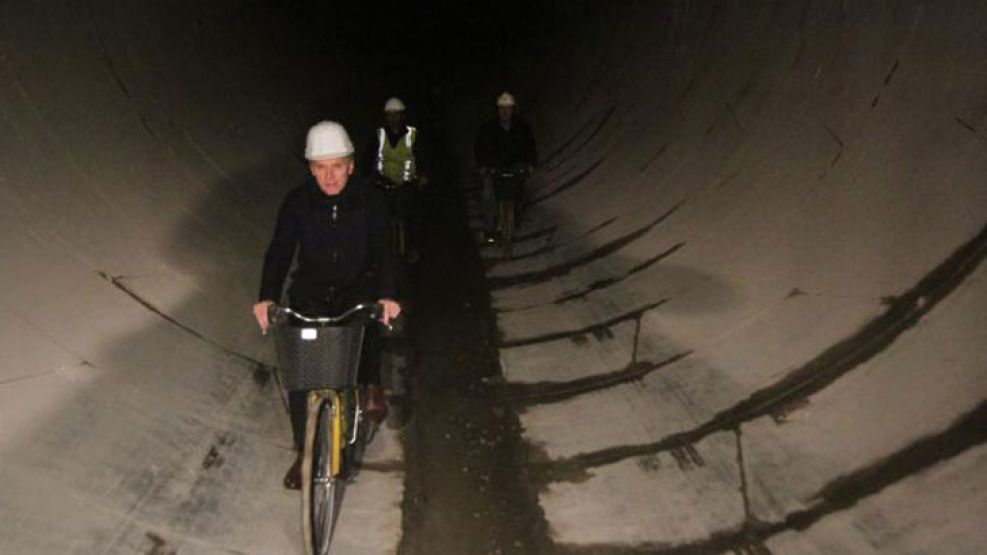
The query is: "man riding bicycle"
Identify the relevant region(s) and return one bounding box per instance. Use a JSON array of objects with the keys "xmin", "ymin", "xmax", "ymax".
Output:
[
  {"xmin": 252, "ymin": 121, "xmax": 401, "ymax": 490},
  {"xmin": 473, "ymin": 92, "xmax": 537, "ymax": 245},
  {"xmin": 366, "ymin": 97, "xmax": 428, "ymax": 263}
]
